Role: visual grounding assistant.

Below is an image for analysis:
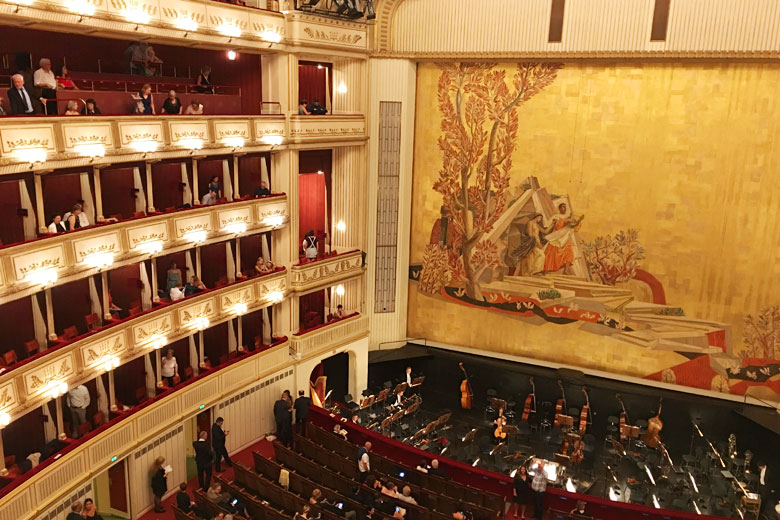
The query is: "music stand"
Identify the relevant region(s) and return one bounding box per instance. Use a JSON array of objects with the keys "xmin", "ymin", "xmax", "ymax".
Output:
[
  {"xmin": 393, "ymin": 382, "xmax": 408, "ymax": 396},
  {"xmin": 375, "ymin": 388, "xmax": 390, "ymax": 405},
  {"xmin": 411, "ymin": 376, "xmax": 425, "ymax": 387}
]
